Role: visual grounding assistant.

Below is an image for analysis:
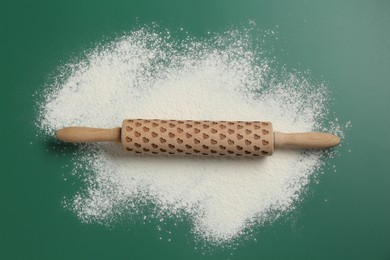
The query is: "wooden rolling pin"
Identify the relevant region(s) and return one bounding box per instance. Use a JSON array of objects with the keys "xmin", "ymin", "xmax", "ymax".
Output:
[{"xmin": 56, "ymin": 119, "xmax": 340, "ymax": 157}]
